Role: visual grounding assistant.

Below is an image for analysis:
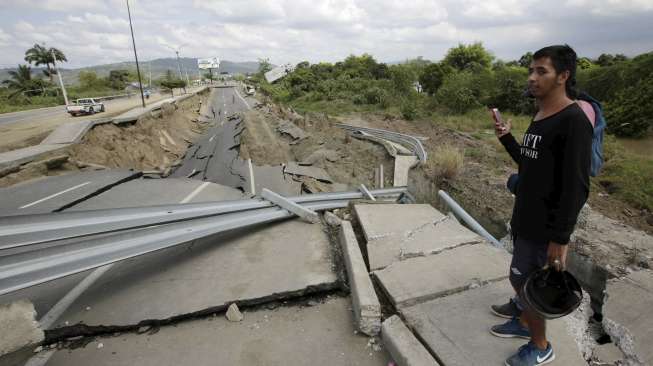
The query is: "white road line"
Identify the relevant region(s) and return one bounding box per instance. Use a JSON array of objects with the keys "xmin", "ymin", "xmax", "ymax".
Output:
[
  {"xmin": 19, "ymin": 181, "xmax": 92, "ymax": 209},
  {"xmin": 39, "ymin": 264, "xmax": 114, "ymax": 329},
  {"xmin": 180, "ymin": 181, "xmax": 211, "ymax": 203},
  {"xmin": 247, "ymin": 158, "xmax": 256, "ymax": 195},
  {"xmin": 234, "ymin": 89, "xmax": 251, "ymax": 110},
  {"xmin": 209, "ymin": 133, "xmax": 216, "ymax": 142}
]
